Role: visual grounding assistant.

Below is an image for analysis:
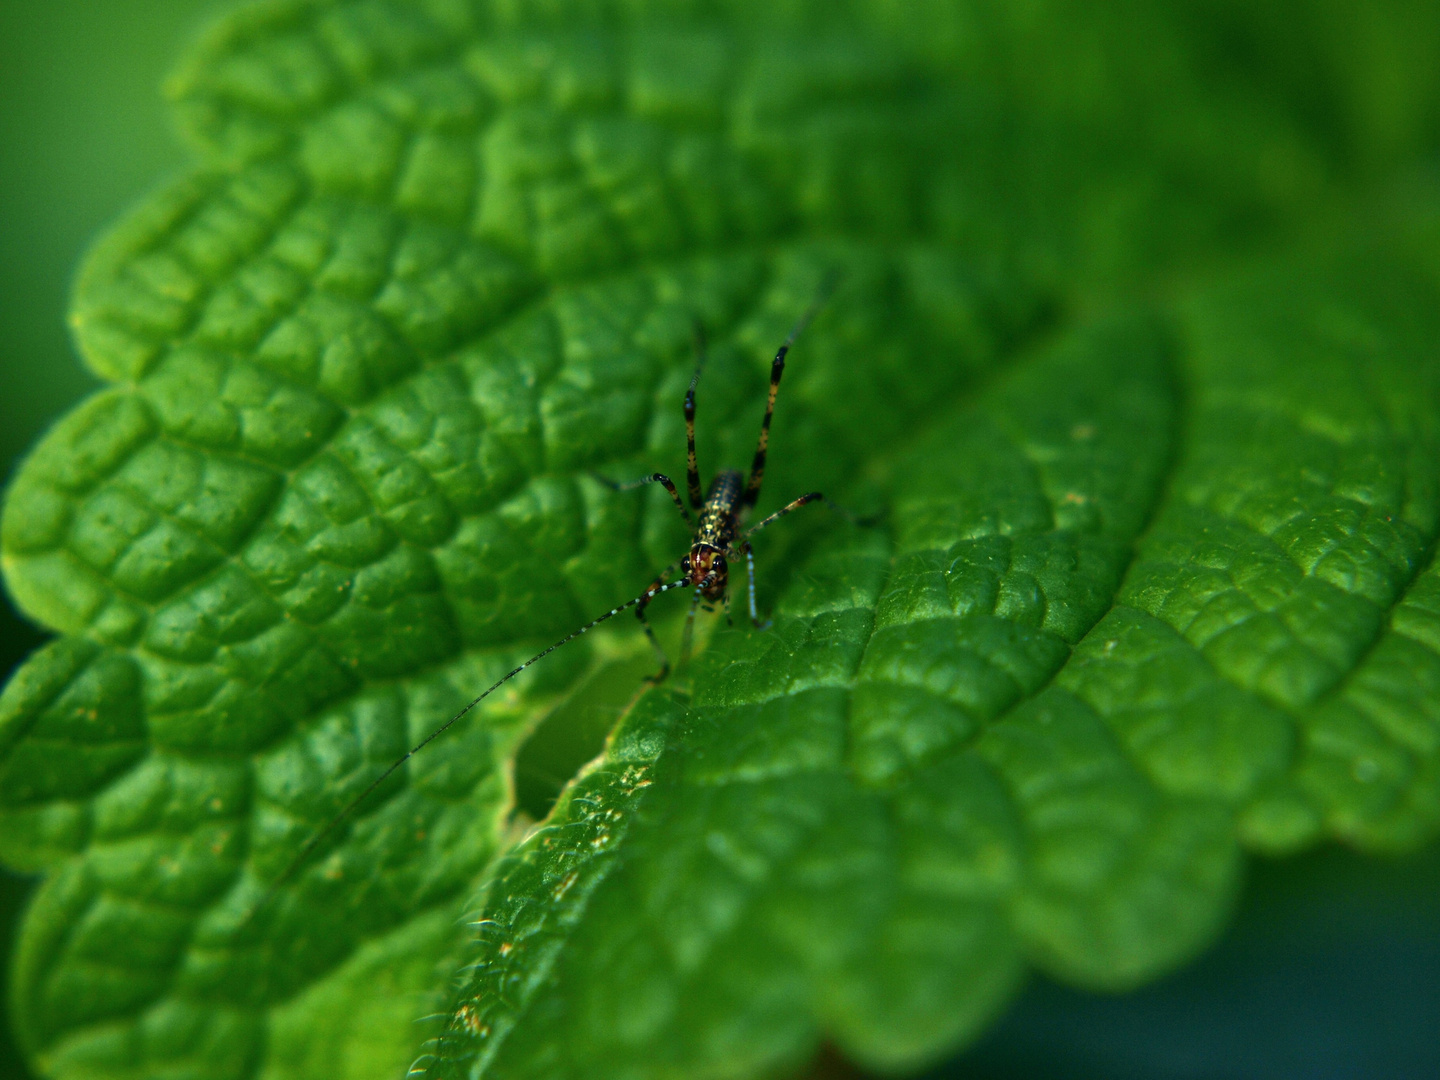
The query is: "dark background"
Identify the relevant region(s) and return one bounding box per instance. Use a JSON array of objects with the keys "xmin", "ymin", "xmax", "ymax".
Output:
[{"xmin": 1, "ymin": 3, "xmax": 1437, "ymax": 1079}]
